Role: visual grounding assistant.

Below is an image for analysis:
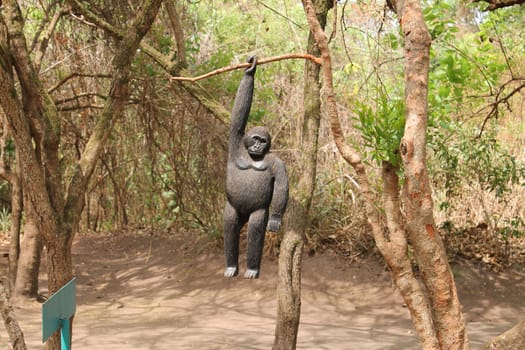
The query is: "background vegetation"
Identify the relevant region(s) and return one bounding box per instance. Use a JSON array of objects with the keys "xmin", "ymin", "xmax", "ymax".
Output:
[{"xmin": 1, "ymin": 0, "xmax": 524, "ymax": 269}]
